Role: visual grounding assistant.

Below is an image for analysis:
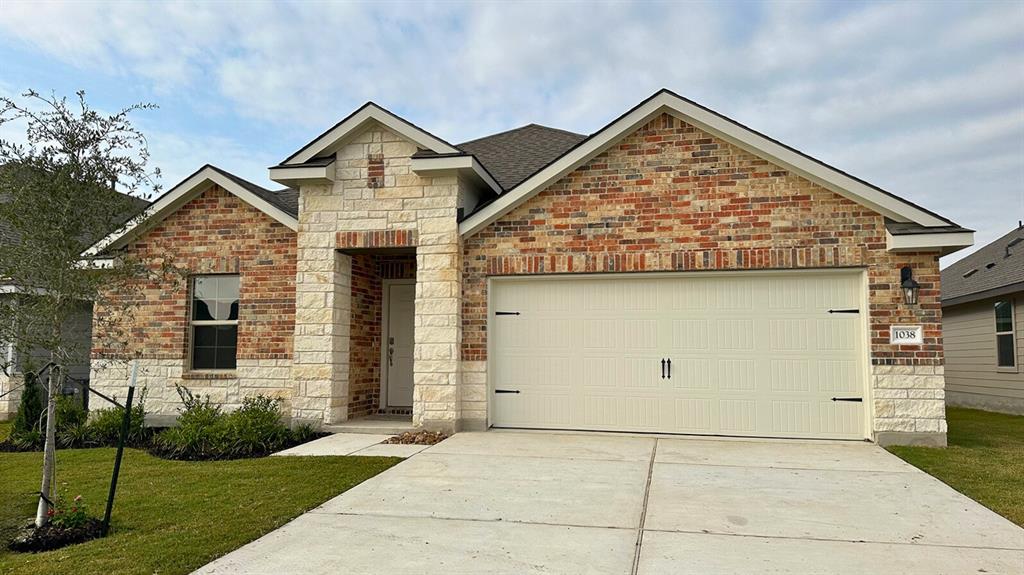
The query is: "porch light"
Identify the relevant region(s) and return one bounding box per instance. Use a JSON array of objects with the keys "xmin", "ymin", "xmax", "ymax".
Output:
[{"xmin": 900, "ymin": 266, "xmax": 920, "ymax": 306}]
